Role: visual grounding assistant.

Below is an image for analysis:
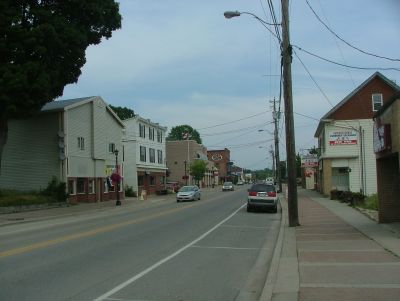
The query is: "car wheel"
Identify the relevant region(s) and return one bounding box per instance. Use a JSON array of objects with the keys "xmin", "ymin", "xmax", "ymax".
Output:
[
  {"xmin": 177, "ymin": 200, "xmax": 180, "ymax": 203},
  {"xmin": 272, "ymin": 205, "xmax": 278, "ymax": 213},
  {"xmin": 247, "ymin": 206, "xmax": 252, "ymax": 212}
]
